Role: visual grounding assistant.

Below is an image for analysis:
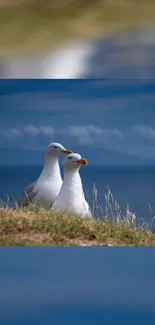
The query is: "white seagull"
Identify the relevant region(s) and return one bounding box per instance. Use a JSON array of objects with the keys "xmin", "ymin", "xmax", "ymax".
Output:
[
  {"xmin": 18, "ymin": 142, "xmax": 72, "ymax": 207},
  {"xmin": 52, "ymin": 153, "xmax": 92, "ymax": 217}
]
